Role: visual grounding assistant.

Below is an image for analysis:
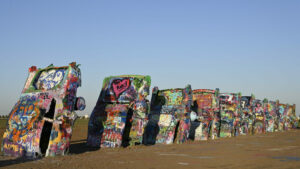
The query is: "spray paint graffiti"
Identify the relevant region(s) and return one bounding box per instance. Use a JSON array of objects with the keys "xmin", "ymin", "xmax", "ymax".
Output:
[
  {"xmin": 145, "ymin": 85, "xmax": 192, "ymax": 145},
  {"xmin": 87, "ymin": 75, "xmax": 151, "ymax": 148},
  {"xmin": 1, "ymin": 62, "xmax": 85, "ymax": 158},
  {"xmin": 285, "ymin": 104, "xmax": 297, "ymax": 129},
  {"xmin": 252, "ymin": 100, "xmax": 265, "ymax": 134},
  {"xmin": 278, "ymin": 103, "xmax": 288, "ymax": 131},
  {"xmin": 219, "ymin": 93, "xmax": 241, "ymax": 138},
  {"xmin": 289, "ymin": 105, "xmax": 298, "ymax": 129},
  {"xmin": 101, "ymin": 104, "xmax": 127, "ymax": 147},
  {"xmin": 240, "ymin": 95, "xmax": 254, "ymax": 135},
  {"xmin": 129, "ymin": 100, "xmax": 149, "ymax": 145},
  {"xmin": 264, "ymin": 100, "xmax": 278, "ymax": 133},
  {"xmin": 189, "ymin": 89, "xmax": 220, "ymax": 141},
  {"xmin": 35, "ymin": 69, "xmax": 66, "ymax": 90}
]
